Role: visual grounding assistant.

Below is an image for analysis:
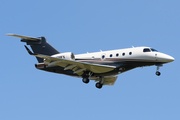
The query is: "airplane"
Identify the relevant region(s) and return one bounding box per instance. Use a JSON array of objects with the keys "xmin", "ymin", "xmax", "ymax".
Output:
[{"xmin": 7, "ymin": 34, "xmax": 175, "ymax": 89}]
